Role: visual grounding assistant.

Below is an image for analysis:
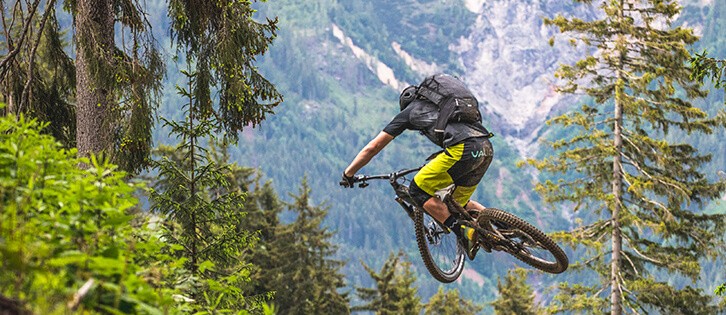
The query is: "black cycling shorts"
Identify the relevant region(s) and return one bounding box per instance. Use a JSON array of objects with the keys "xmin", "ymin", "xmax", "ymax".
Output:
[{"xmin": 409, "ymin": 137, "xmax": 493, "ymax": 208}]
